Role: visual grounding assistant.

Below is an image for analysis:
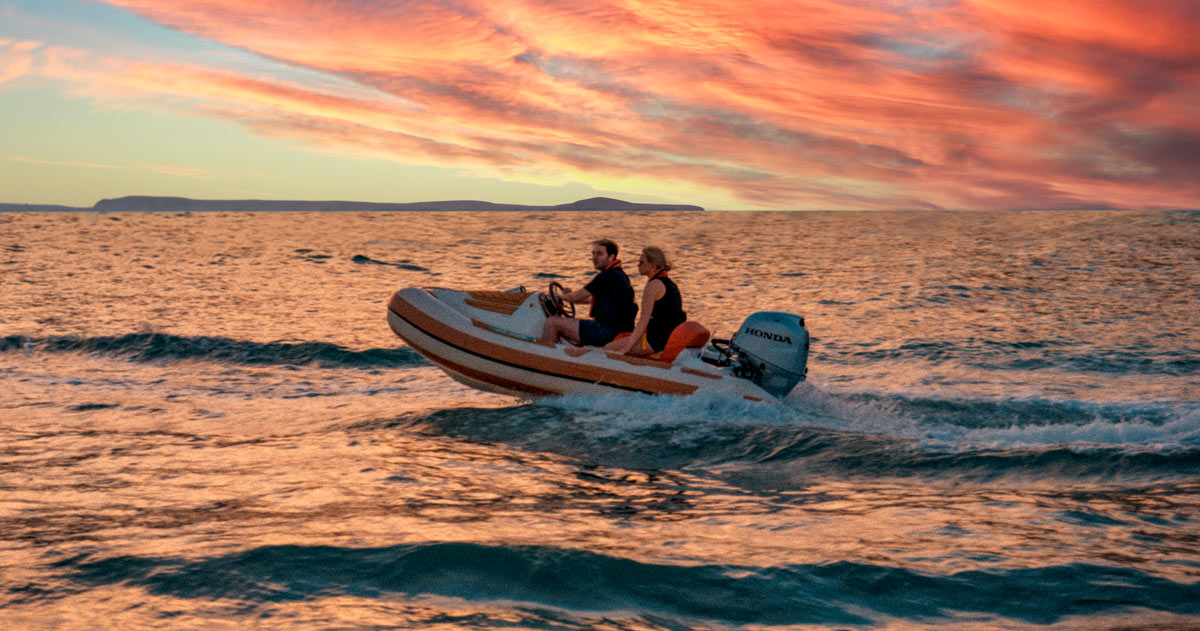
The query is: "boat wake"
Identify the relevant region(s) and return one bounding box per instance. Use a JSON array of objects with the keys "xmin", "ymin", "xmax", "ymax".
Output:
[{"xmin": 357, "ymin": 386, "xmax": 1200, "ymax": 486}]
